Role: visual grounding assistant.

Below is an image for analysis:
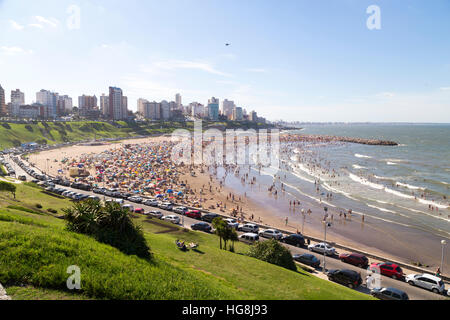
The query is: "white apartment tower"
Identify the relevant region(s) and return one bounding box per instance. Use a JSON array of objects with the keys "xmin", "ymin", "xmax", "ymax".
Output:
[
  {"xmin": 10, "ymin": 89, "xmax": 25, "ymax": 116},
  {"xmin": 100, "ymin": 94, "xmax": 109, "ymax": 117},
  {"xmin": 108, "ymin": 87, "xmax": 124, "ymax": 120}
]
